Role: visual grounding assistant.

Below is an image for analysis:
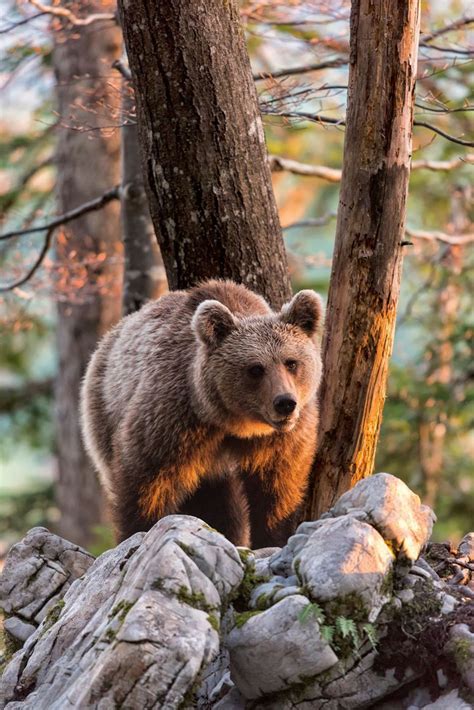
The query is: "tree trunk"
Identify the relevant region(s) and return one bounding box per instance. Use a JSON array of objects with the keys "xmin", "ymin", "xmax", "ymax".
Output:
[
  {"xmin": 53, "ymin": 3, "xmax": 122, "ymax": 548},
  {"xmin": 305, "ymin": 0, "xmax": 421, "ymax": 519},
  {"xmin": 117, "ymin": 0, "xmax": 291, "ymax": 309},
  {"xmin": 118, "ymin": 58, "xmax": 168, "ymax": 315}
]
